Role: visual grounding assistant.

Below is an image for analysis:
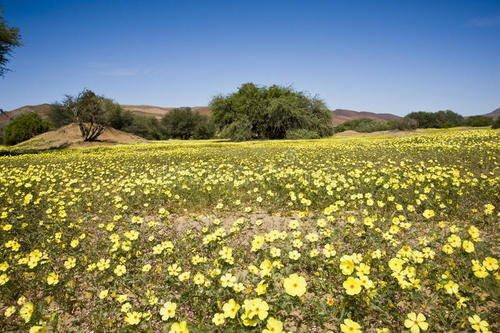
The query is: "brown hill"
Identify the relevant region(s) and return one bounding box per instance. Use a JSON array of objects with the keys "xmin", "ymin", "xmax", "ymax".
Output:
[
  {"xmin": 122, "ymin": 105, "xmax": 212, "ymax": 118},
  {"xmin": 483, "ymin": 108, "xmax": 500, "ymax": 118},
  {"xmin": 330, "ymin": 109, "xmax": 401, "ymax": 125},
  {"xmin": 14, "ymin": 123, "xmax": 145, "ymax": 151}
]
